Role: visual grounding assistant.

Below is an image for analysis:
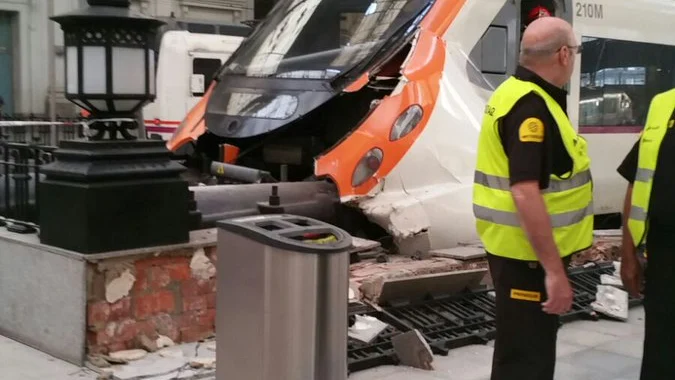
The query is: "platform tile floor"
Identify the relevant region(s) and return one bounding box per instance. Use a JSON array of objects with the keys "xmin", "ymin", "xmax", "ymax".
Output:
[
  {"xmin": 0, "ymin": 307, "xmax": 645, "ymax": 380},
  {"xmin": 351, "ymin": 306, "xmax": 646, "ymax": 380}
]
